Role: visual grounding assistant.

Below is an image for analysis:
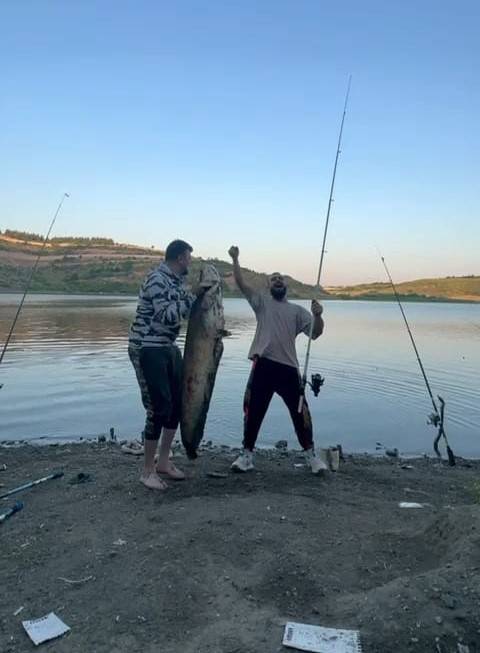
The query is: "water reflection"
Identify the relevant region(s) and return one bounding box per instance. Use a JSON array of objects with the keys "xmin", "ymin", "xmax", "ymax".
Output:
[{"xmin": 0, "ymin": 294, "xmax": 479, "ymax": 457}]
